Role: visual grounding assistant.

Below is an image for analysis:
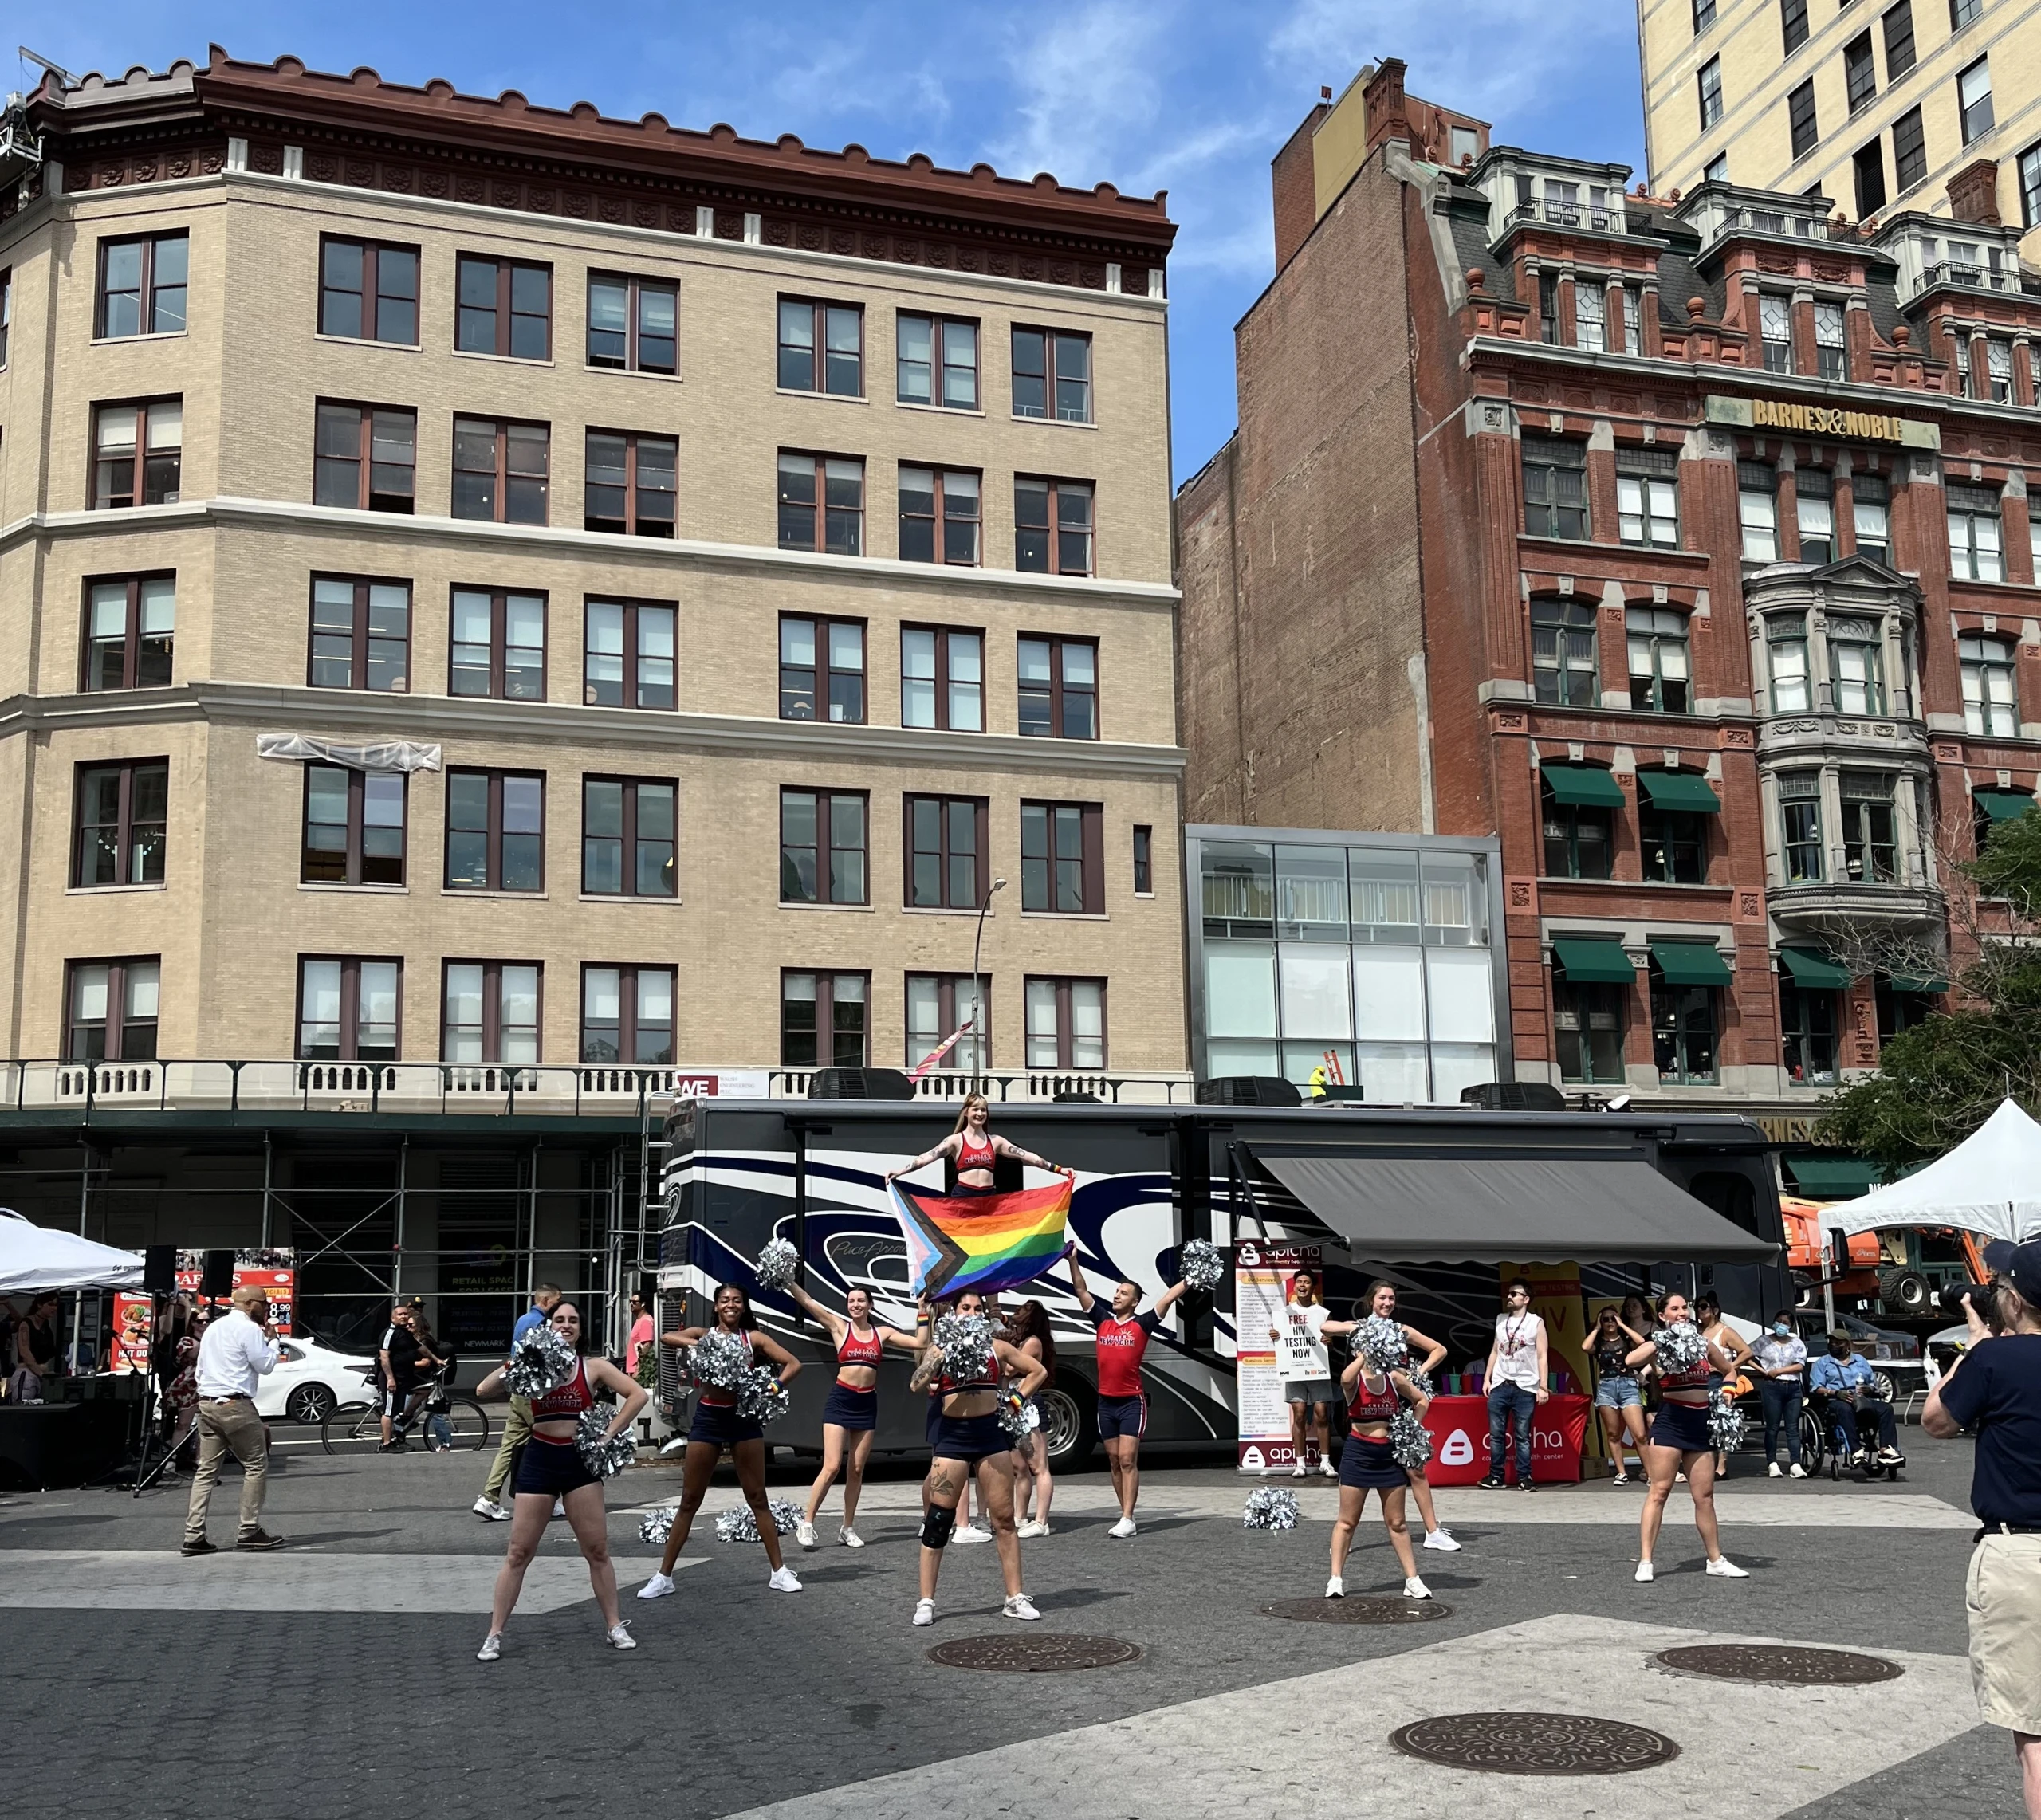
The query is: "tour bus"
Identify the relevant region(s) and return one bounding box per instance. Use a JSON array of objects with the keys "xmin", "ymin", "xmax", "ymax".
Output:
[{"xmin": 655, "ymin": 1093, "xmax": 1787, "ymax": 1465}]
